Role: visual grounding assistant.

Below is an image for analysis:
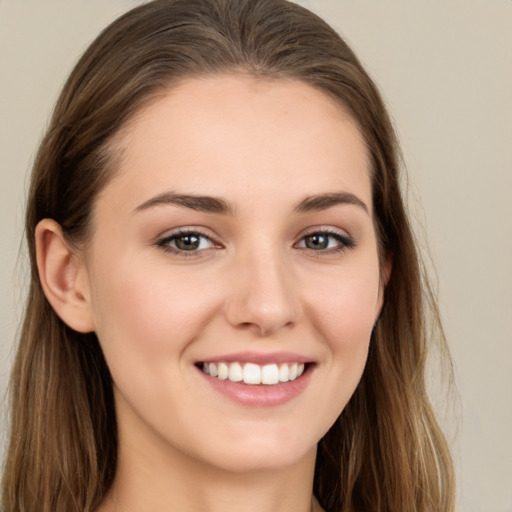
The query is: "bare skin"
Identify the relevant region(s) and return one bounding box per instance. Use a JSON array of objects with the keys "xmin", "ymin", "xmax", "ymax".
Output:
[{"xmin": 37, "ymin": 75, "xmax": 386, "ymax": 512}]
